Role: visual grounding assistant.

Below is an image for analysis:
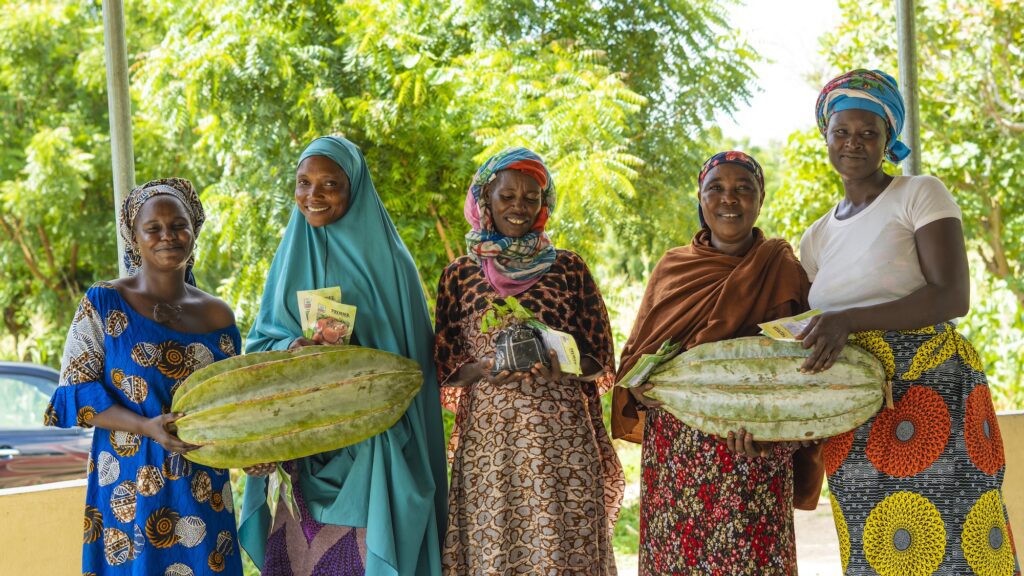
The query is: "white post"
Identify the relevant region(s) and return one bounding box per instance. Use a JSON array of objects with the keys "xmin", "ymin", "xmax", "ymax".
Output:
[
  {"xmin": 102, "ymin": 0, "xmax": 135, "ymax": 277},
  {"xmin": 896, "ymin": 0, "xmax": 922, "ymax": 176}
]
